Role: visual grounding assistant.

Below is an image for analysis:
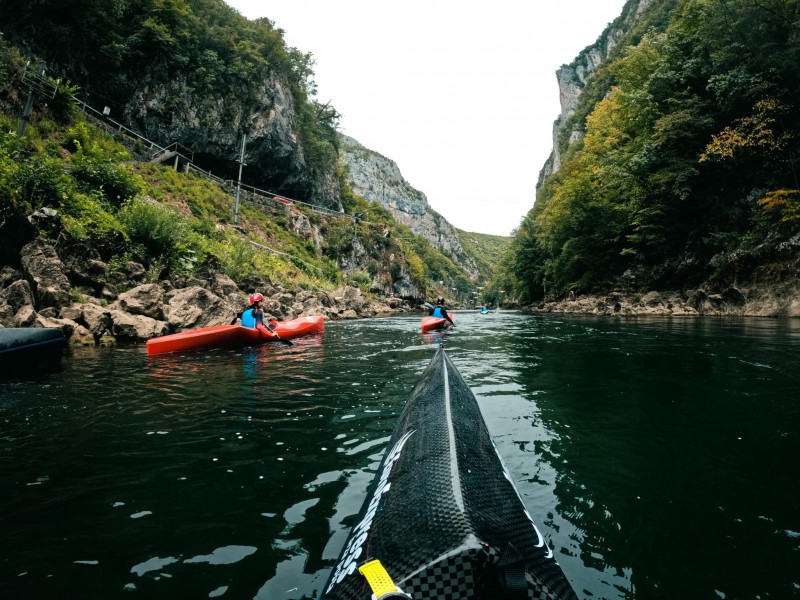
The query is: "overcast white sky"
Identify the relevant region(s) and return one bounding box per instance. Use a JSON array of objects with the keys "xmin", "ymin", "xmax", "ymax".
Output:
[{"xmin": 225, "ymin": 1, "xmax": 627, "ymax": 236}]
